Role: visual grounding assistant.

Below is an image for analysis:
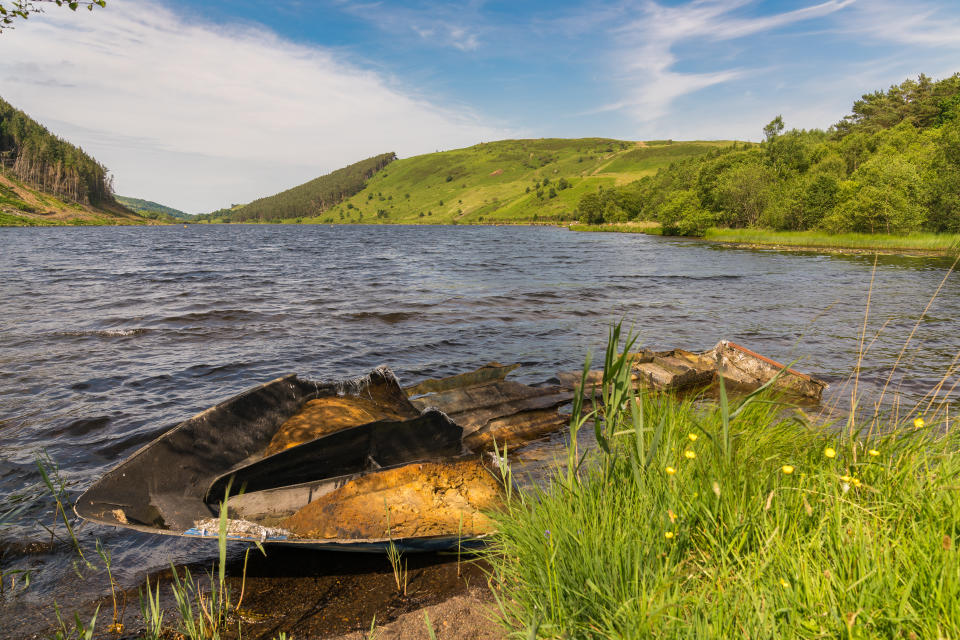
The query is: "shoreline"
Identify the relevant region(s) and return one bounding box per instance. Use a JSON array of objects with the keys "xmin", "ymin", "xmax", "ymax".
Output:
[
  {"xmin": 3, "ymin": 219, "xmax": 958, "ymax": 257},
  {"xmin": 568, "ymin": 223, "xmax": 960, "ymax": 256},
  {"xmin": 698, "ymin": 238, "xmax": 955, "ymax": 257}
]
